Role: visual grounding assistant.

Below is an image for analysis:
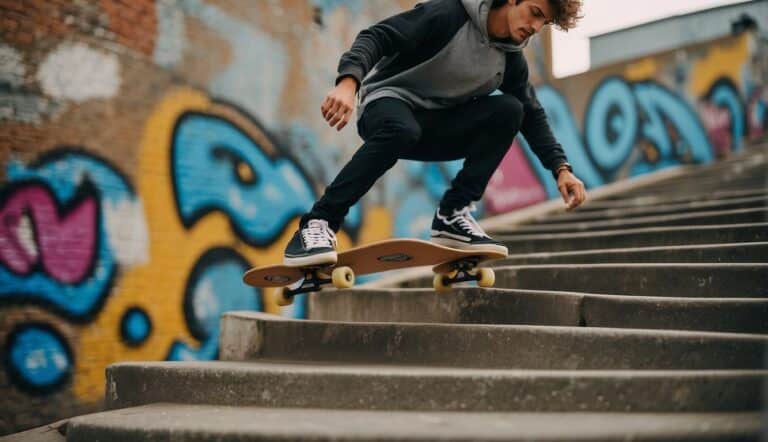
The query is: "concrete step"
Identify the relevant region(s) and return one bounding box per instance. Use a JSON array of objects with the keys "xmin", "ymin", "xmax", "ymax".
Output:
[
  {"xmin": 682, "ymin": 150, "xmax": 766, "ymax": 169},
  {"xmin": 625, "ymin": 158, "xmax": 767, "ymax": 191},
  {"xmin": 499, "ymin": 208, "xmax": 767, "ymax": 234},
  {"xmin": 0, "ymin": 420, "xmax": 67, "ymax": 441},
  {"xmin": 105, "ymin": 361, "xmax": 766, "ymax": 412},
  {"xmin": 645, "ymin": 160, "xmax": 766, "ymax": 181},
  {"xmin": 575, "ymin": 188, "xmax": 764, "ymax": 212},
  {"xmin": 623, "ymin": 178, "xmax": 766, "ymax": 198},
  {"xmin": 308, "ymin": 288, "xmax": 768, "ymax": 334},
  {"xmin": 703, "ymin": 147, "xmax": 766, "ymax": 164},
  {"xmin": 533, "ymin": 196, "xmax": 767, "ymax": 225},
  {"xmin": 646, "ymin": 173, "xmax": 766, "ymax": 189},
  {"xmin": 644, "ymin": 166, "xmax": 766, "ymax": 187},
  {"xmin": 499, "ymin": 223, "xmax": 768, "ymax": 253},
  {"xmin": 219, "ymin": 312, "xmax": 767, "ymax": 370},
  {"xmin": 64, "ymin": 403, "xmax": 763, "ymax": 442},
  {"xmin": 499, "ymin": 242, "xmax": 768, "ymax": 264},
  {"xmin": 401, "ymin": 264, "xmax": 768, "ymax": 298}
]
